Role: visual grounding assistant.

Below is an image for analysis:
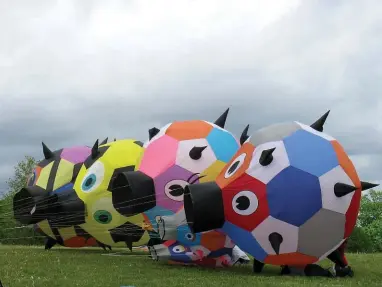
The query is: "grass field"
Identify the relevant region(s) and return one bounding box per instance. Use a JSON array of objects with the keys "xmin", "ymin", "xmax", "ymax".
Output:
[{"xmin": 1, "ymin": 245, "xmax": 382, "ymax": 287}]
